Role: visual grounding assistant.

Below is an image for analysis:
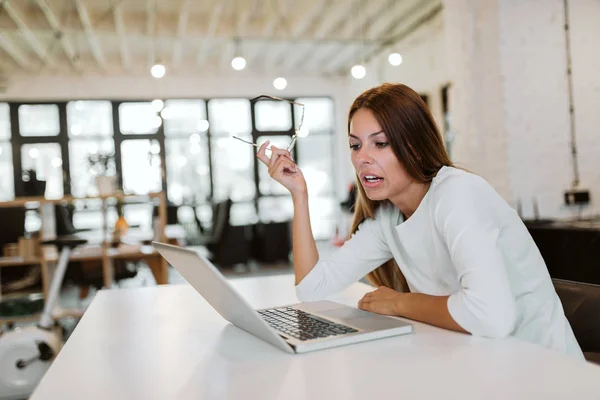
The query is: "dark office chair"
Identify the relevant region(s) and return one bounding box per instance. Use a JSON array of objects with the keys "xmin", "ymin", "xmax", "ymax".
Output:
[
  {"xmin": 189, "ymin": 199, "xmax": 251, "ymax": 267},
  {"xmin": 552, "ymin": 279, "xmax": 600, "ymax": 364}
]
